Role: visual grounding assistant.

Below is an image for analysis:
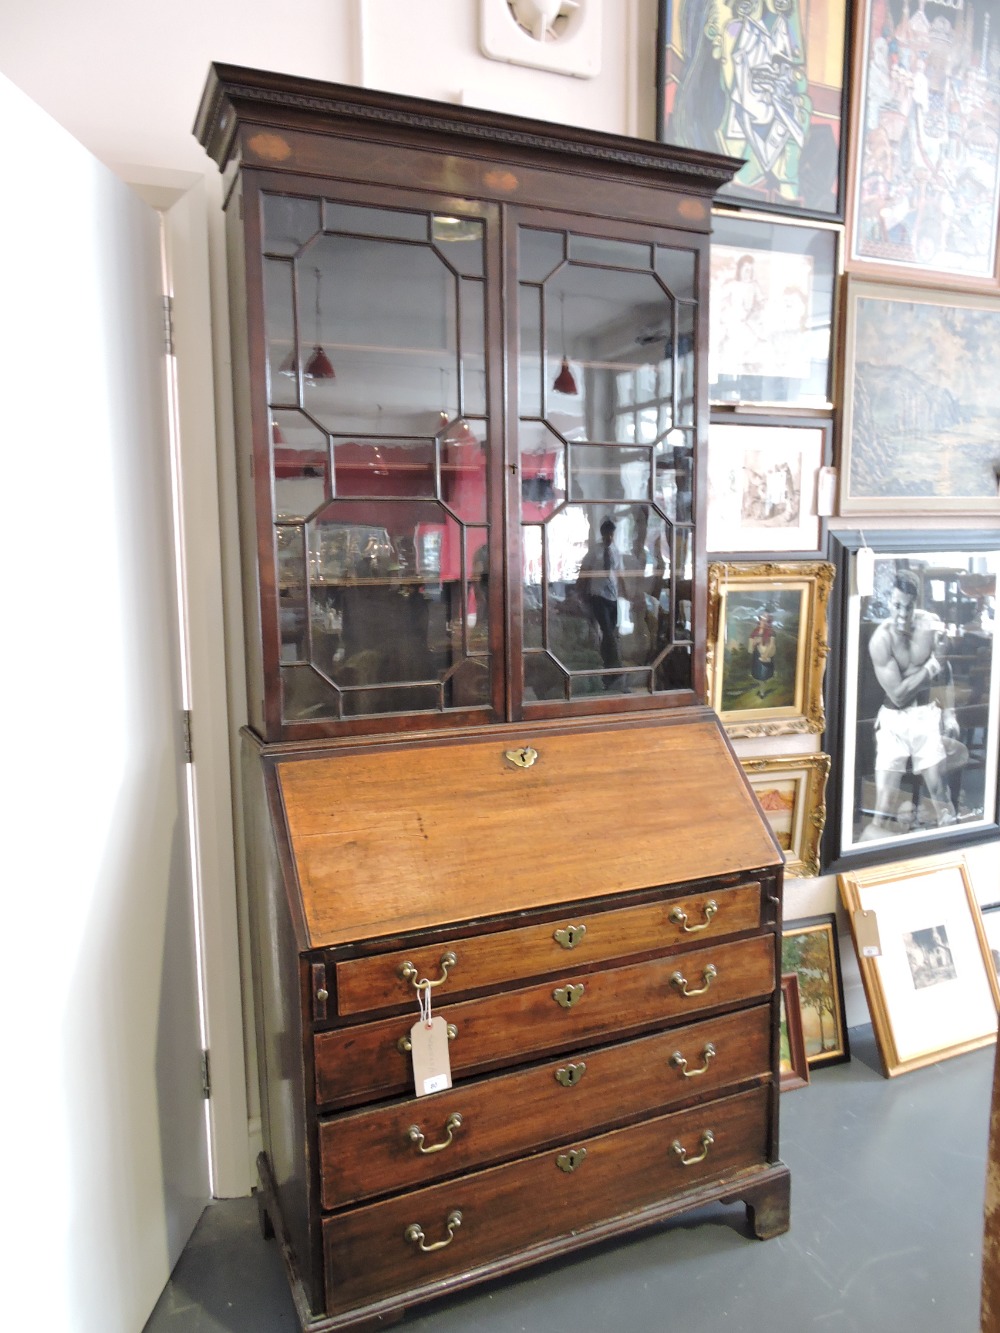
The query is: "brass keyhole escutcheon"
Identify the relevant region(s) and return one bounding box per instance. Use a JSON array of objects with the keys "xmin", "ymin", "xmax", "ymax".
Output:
[
  {"xmin": 553, "ymin": 983, "xmax": 585, "ymax": 1010},
  {"xmin": 504, "ymin": 745, "xmax": 538, "ymax": 769},
  {"xmin": 556, "ymin": 1147, "xmax": 587, "ymax": 1174},
  {"xmin": 554, "ymin": 1061, "xmax": 587, "ymax": 1088},
  {"xmin": 554, "ymin": 923, "xmax": 587, "ymax": 950}
]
